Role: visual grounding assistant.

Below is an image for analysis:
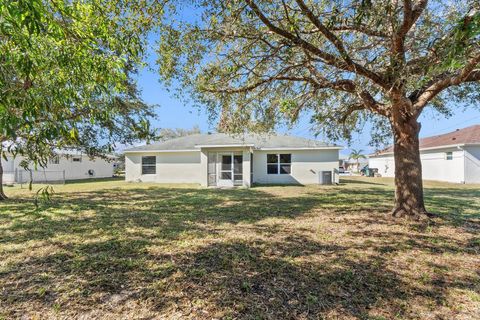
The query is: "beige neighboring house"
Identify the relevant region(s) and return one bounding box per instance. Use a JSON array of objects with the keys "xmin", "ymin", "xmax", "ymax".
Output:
[
  {"xmin": 369, "ymin": 125, "xmax": 480, "ymax": 184},
  {"xmin": 1, "ymin": 150, "xmax": 116, "ymax": 184},
  {"xmin": 124, "ymin": 133, "xmax": 342, "ymax": 187}
]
